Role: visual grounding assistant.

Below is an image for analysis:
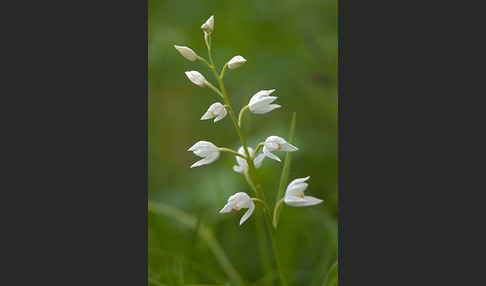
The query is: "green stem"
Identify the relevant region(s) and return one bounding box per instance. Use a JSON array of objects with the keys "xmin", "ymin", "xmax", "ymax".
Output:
[
  {"xmin": 196, "ymin": 56, "xmax": 211, "ymax": 68},
  {"xmin": 252, "ymin": 143, "xmax": 265, "ymax": 159},
  {"xmin": 252, "ymin": 197, "xmax": 270, "ymax": 213},
  {"xmin": 220, "ymin": 62, "xmax": 228, "ymax": 78},
  {"xmin": 238, "ymin": 105, "xmax": 249, "ymax": 128},
  {"xmin": 204, "ymin": 81, "xmax": 224, "ymax": 99},
  {"xmin": 218, "ymin": 147, "xmax": 247, "ymax": 159}
]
